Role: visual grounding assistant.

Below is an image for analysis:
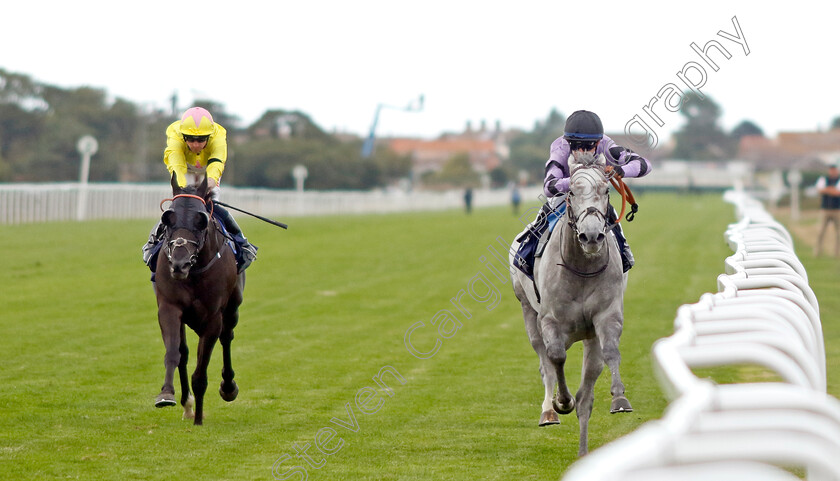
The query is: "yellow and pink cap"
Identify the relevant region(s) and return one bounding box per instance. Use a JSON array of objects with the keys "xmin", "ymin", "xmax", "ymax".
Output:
[{"xmin": 179, "ymin": 107, "xmax": 215, "ymax": 136}]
